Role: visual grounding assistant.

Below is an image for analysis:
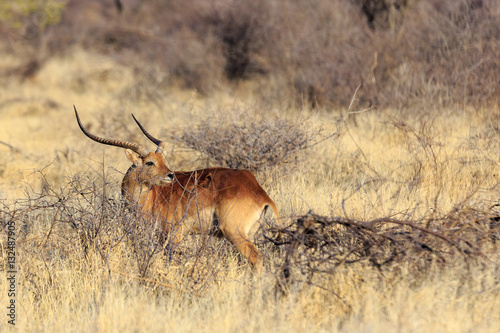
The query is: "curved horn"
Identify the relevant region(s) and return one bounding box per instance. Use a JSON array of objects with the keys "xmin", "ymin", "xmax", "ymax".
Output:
[
  {"xmin": 131, "ymin": 114, "xmax": 166, "ymax": 153},
  {"xmin": 74, "ymin": 106, "xmax": 149, "ymax": 157}
]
